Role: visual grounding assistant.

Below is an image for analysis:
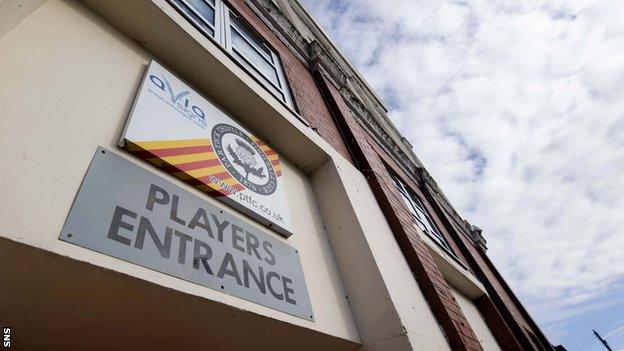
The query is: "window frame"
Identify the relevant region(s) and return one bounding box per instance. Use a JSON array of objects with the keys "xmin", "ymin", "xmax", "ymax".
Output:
[
  {"xmin": 223, "ymin": 10, "xmax": 294, "ymax": 107},
  {"xmin": 391, "ymin": 173, "xmax": 459, "ymax": 259},
  {"xmin": 167, "ymin": 0, "xmax": 294, "ymax": 108},
  {"xmin": 169, "ymin": 0, "xmax": 221, "ymax": 40}
]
